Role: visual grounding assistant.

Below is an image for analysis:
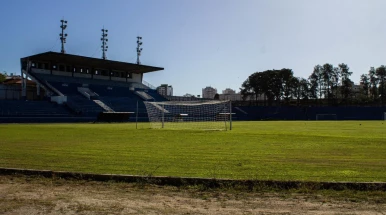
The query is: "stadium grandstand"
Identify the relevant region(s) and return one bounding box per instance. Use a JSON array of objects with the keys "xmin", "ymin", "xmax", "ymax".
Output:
[{"xmin": 0, "ymin": 51, "xmax": 166, "ymax": 123}]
